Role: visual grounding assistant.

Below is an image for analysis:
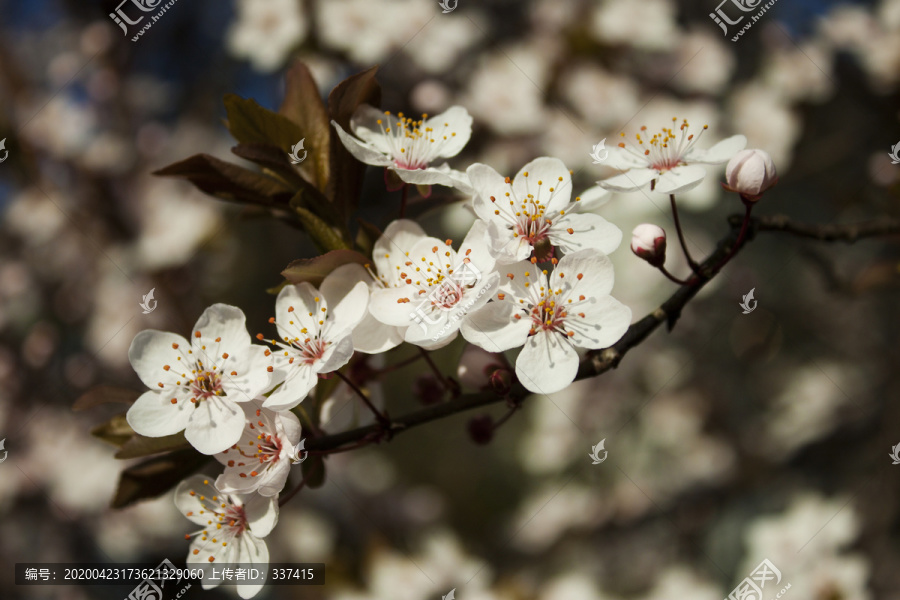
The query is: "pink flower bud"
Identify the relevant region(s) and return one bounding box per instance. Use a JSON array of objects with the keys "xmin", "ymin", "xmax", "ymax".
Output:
[
  {"xmin": 631, "ymin": 224, "xmax": 667, "ymax": 266},
  {"xmin": 724, "ymin": 149, "xmax": 778, "ymax": 202}
]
